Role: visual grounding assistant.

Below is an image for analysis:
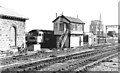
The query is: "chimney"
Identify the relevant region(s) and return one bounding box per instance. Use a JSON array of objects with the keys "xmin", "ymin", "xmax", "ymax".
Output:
[
  {"xmin": 61, "ymin": 12, "xmax": 63, "ymax": 15},
  {"xmin": 56, "ymin": 13, "xmax": 57, "ymax": 18},
  {"xmin": 77, "ymin": 15, "xmax": 78, "ymax": 18}
]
